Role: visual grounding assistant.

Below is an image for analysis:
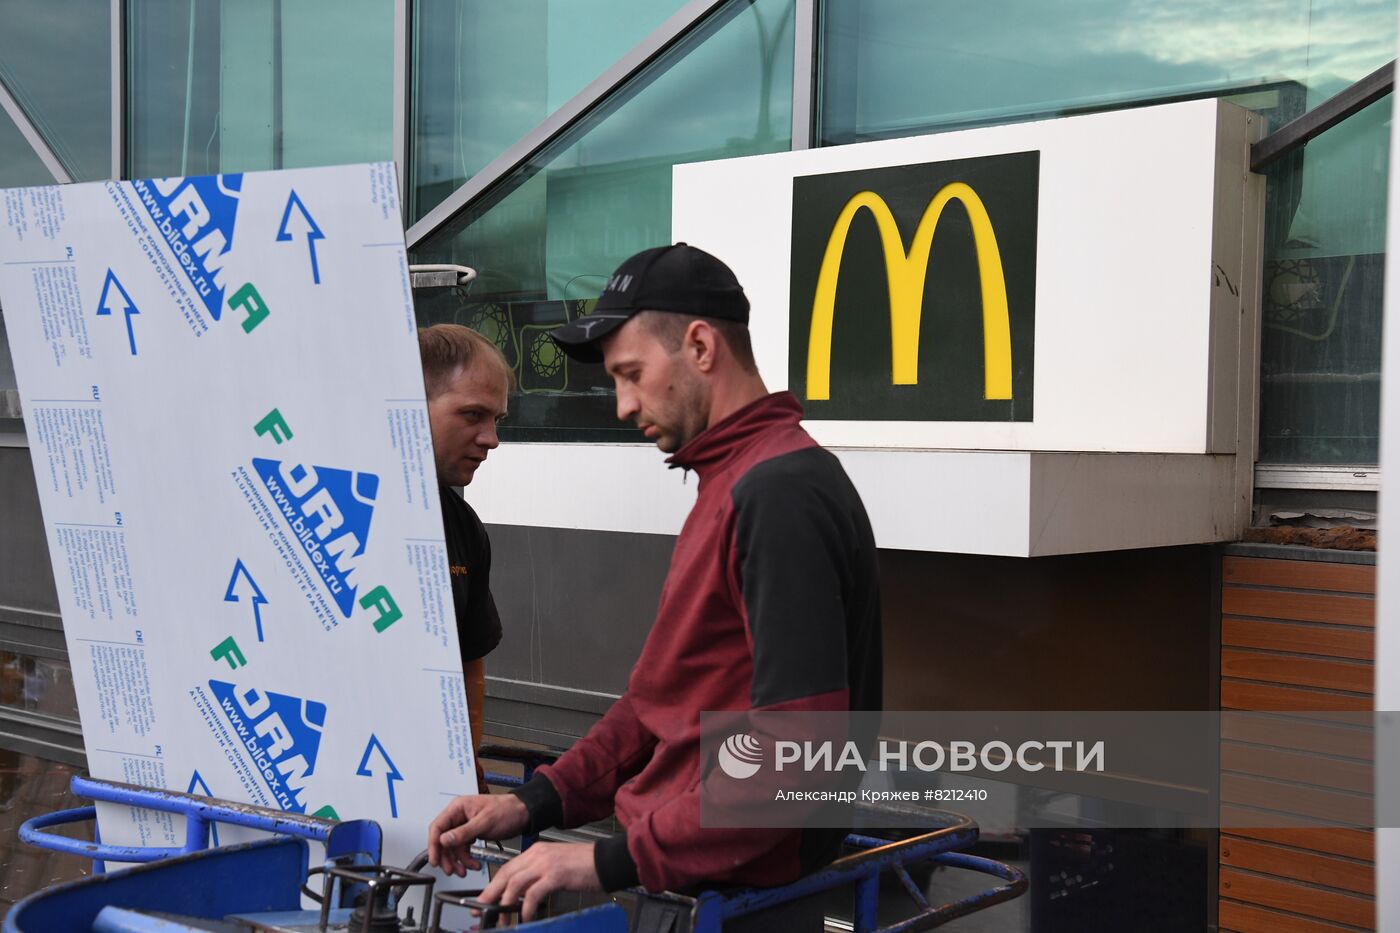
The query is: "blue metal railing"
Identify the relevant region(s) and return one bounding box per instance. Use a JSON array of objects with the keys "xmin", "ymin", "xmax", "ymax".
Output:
[
  {"xmin": 20, "ymin": 775, "xmax": 381, "ymax": 875},
  {"xmin": 19, "ymin": 767, "xmax": 1027, "ymax": 932},
  {"xmin": 690, "ymin": 820, "xmax": 1026, "ymax": 933},
  {"xmin": 19, "ymin": 745, "xmax": 559, "ymax": 870}
]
